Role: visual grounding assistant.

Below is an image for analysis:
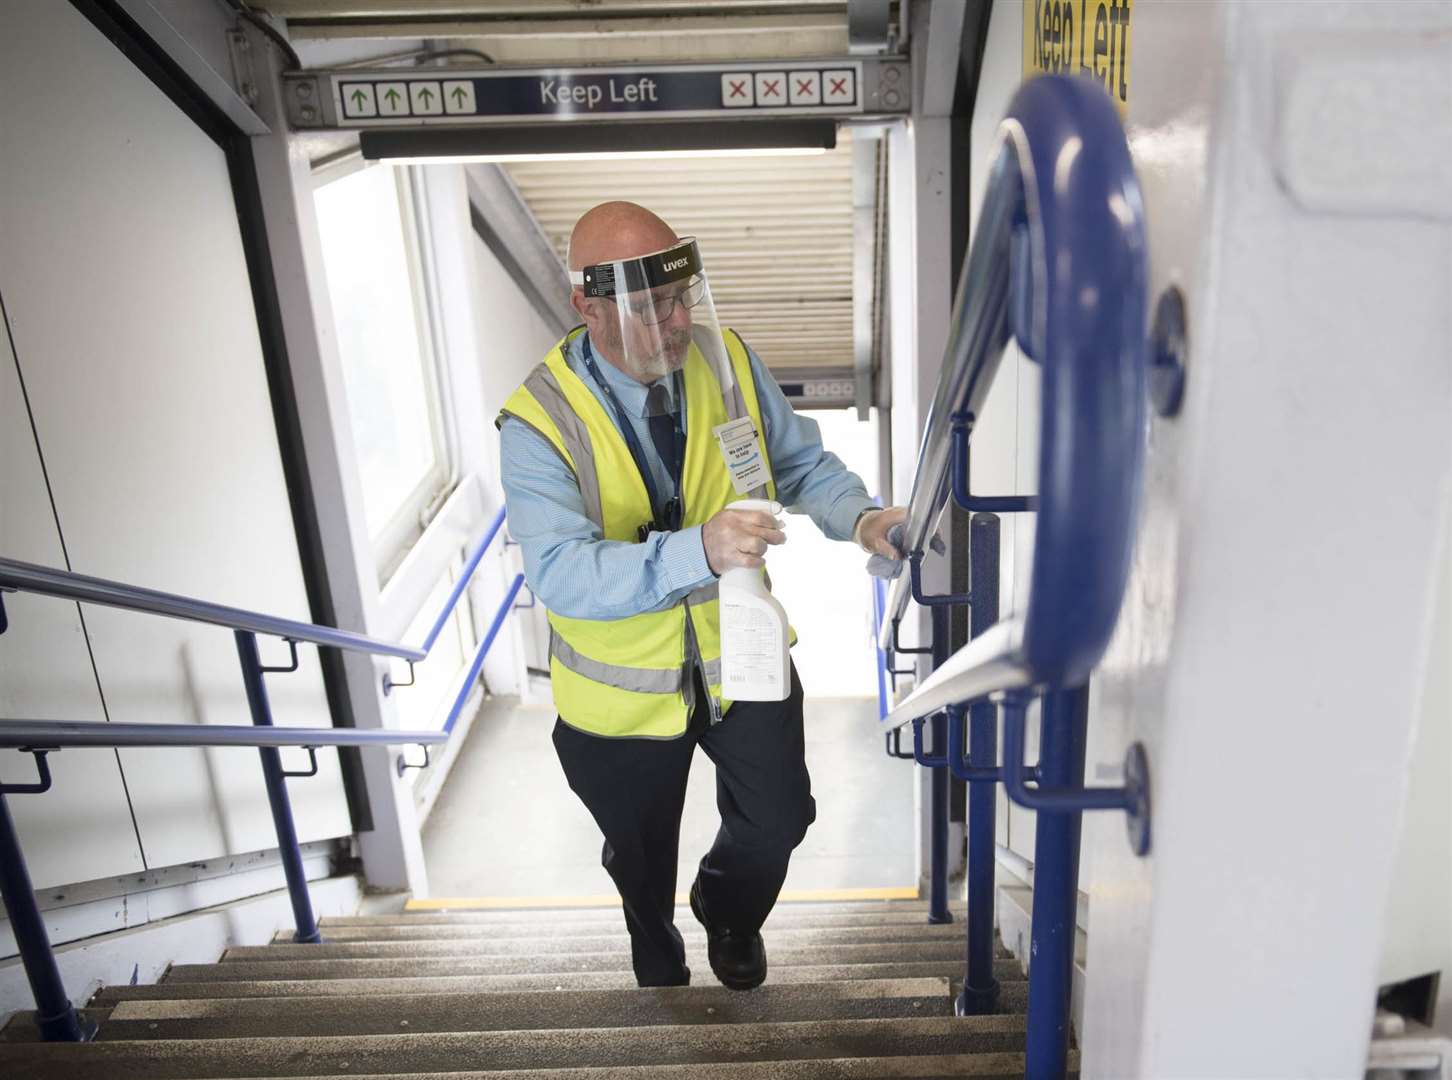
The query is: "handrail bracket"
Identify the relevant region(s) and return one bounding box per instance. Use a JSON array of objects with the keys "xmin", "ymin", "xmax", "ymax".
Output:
[
  {"xmin": 890, "ymin": 616, "xmax": 933, "ymax": 655},
  {"xmin": 260, "ymin": 639, "xmax": 301, "ymax": 674},
  {"xmin": 0, "ymin": 748, "xmax": 58, "ymax": 796},
  {"xmin": 1002, "ymin": 691, "xmax": 1152, "ymax": 856},
  {"xmin": 397, "ymin": 743, "xmax": 432, "ymax": 777},
  {"xmin": 383, "ymin": 660, "xmax": 417, "ymax": 696},
  {"xmin": 950, "ymin": 412, "xmax": 1039, "ymax": 514},
  {"xmin": 908, "ymin": 552, "xmax": 973, "ymax": 609},
  {"xmin": 280, "ymin": 746, "xmax": 320, "ymax": 780}
]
